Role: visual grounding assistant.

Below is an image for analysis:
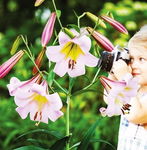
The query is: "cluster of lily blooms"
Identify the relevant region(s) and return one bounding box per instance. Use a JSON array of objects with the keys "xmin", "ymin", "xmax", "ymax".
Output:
[{"xmin": 0, "ymin": 8, "xmax": 138, "ymax": 124}]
